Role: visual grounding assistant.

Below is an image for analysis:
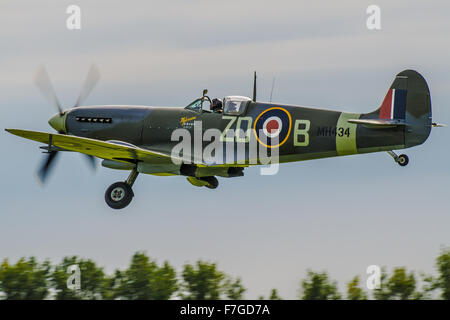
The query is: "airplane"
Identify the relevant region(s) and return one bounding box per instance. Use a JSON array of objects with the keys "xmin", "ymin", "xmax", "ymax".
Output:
[{"xmin": 5, "ymin": 67, "xmax": 443, "ymax": 209}]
